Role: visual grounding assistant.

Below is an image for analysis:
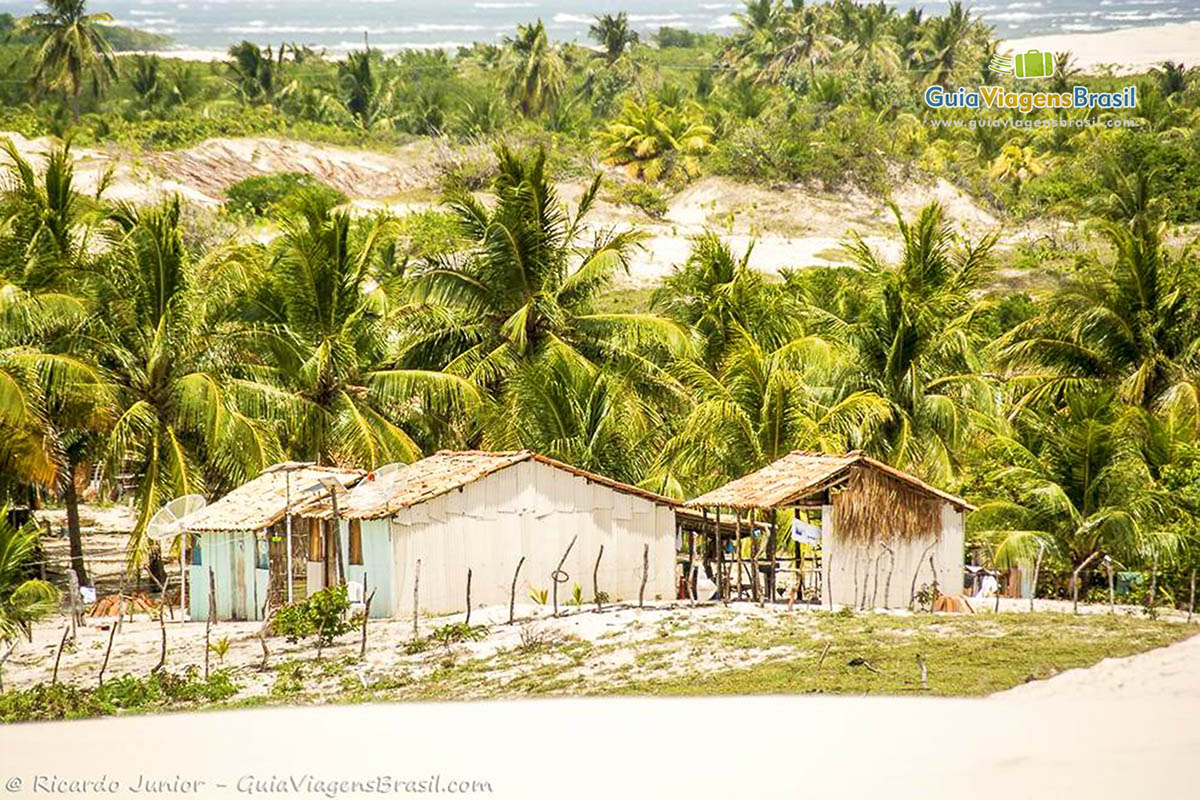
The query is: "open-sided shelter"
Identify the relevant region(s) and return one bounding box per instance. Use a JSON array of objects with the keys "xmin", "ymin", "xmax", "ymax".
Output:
[
  {"xmin": 182, "ymin": 463, "xmax": 364, "ymax": 621},
  {"xmin": 298, "ymin": 450, "xmax": 681, "ymax": 618},
  {"xmin": 686, "ymin": 451, "xmax": 973, "ymax": 608}
]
